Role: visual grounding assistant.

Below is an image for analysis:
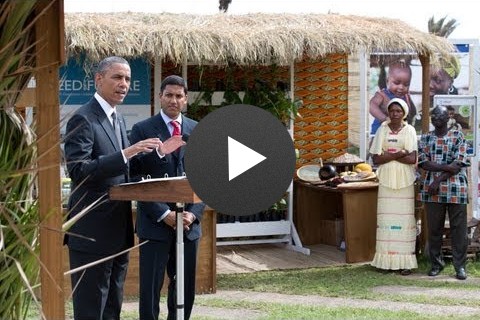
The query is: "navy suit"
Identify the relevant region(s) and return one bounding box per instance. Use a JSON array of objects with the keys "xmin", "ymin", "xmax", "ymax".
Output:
[
  {"xmin": 129, "ymin": 113, "xmax": 205, "ymax": 320},
  {"xmin": 64, "ymin": 98, "xmax": 133, "ymax": 319}
]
